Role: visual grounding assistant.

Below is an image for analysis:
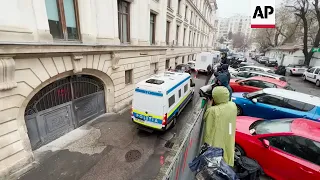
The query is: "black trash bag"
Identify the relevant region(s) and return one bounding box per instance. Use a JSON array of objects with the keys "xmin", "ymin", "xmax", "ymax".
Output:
[{"xmin": 235, "ymin": 156, "xmax": 263, "ymax": 180}]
